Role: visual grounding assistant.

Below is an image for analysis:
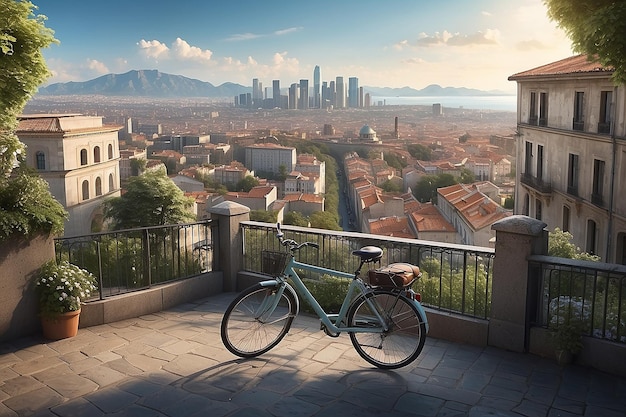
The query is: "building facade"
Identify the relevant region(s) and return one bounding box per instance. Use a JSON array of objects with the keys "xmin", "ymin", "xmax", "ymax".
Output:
[
  {"xmin": 17, "ymin": 114, "xmax": 122, "ymax": 237},
  {"xmin": 509, "ymin": 55, "xmax": 626, "ymax": 263},
  {"xmin": 244, "ymin": 143, "xmax": 296, "ymax": 175}
]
